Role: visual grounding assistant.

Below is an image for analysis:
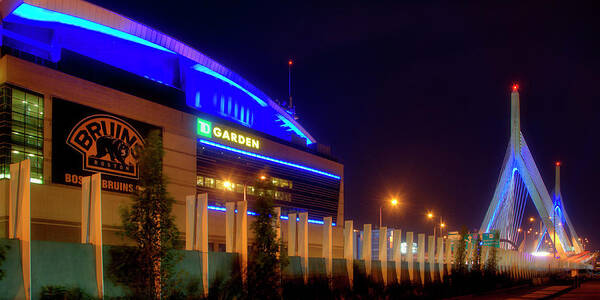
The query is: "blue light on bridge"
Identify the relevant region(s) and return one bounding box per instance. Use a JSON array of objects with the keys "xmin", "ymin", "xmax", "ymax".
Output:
[
  {"xmin": 486, "ymin": 167, "xmax": 518, "ymax": 232},
  {"xmin": 208, "ymin": 205, "xmax": 334, "ymax": 225},
  {"xmin": 198, "ymin": 139, "xmax": 341, "ymax": 180},
  {"xmin": 12, "ymin": 4, "xmax": 173, "ymax": 53},
  {"xmin": 192, "ymin": 64, "xmax": 268, "ymax": 107}
]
